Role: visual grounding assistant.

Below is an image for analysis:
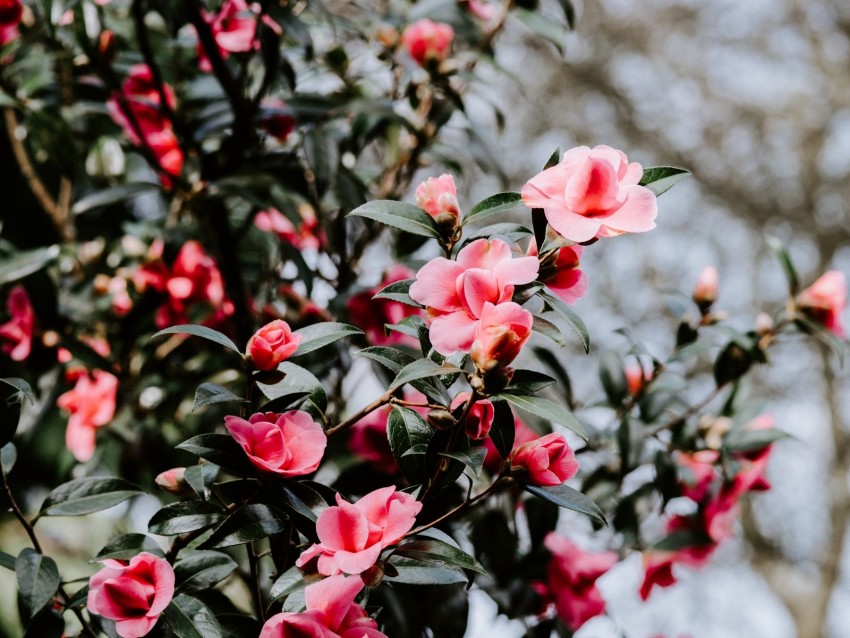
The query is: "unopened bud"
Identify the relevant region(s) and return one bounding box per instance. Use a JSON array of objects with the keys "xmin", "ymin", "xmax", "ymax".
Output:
[
  {"xmin": 155, "ymin": 467, "xmax": 190, "ymax": 494},
  {"xmin": 427, "ymin": 409, "xmax": 457, "ymax": 430},
  {"xmin": 97, "ymin": 30, "xmax": 116, "ymax": 65},
  {"xmin": 693, "ymin": 266, "xmax": 718, "ymax": 313},
  {"xmin": 755, "ymin": 312, "xmax": 774, "ymax": 336}
]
